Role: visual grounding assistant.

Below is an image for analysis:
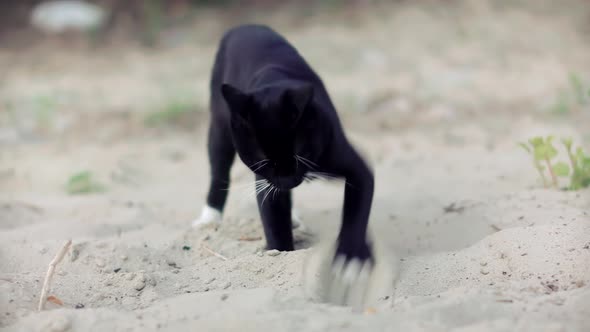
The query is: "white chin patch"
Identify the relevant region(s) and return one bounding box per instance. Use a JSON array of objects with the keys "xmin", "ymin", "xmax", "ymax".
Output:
[
  {"xmin": 191, "ymin": 205, "xmax": 222, "ymax": 228},
  {"xmin": 302, "ymin": 237, "xmax": 398, "ymax": 310}
]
